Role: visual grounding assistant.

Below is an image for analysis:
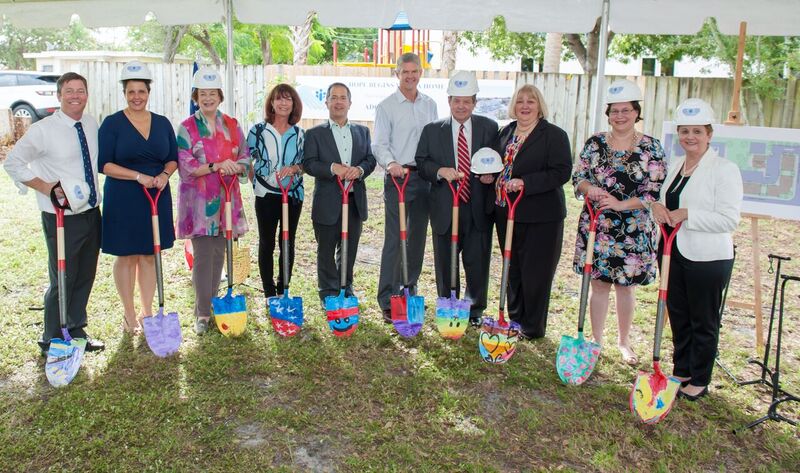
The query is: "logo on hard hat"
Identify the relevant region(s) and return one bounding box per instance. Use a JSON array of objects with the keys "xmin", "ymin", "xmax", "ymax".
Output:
[
  {"xmin": 454, "ymin": 80, "xmax": 468, "ymax": 88},
  {"xmin": 480, "ymin": 157, "xmax": 494, "ymax": 165},
  {"xmin": 127, "ymin": 65, "xmax": 142, "ymax": 72},
  {"xmin": 73, "ymin": 185, "xmax": 85, "ymax": 199},
  {"xmin": 683, "ymin": 107, "xmax": 701, "ymax": 116},
  {"xmin": 203, "ymin": 74, "xmax": 217, "ymax": 81},
  {"xmin": 608, "ymin": 86, "xmax": 623, "ymax": 95}
]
